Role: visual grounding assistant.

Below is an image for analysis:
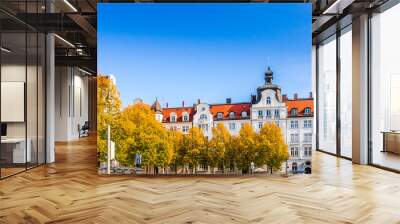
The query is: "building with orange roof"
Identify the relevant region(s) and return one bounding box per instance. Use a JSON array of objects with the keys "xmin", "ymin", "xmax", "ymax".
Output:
[{"xmin": 151, "ymin": 66, "xmax": 314, "ymax": 173}]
